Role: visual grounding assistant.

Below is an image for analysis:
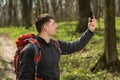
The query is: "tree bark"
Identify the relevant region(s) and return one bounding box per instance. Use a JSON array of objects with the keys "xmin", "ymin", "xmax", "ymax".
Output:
[
  {"xmin": 104, "ymin": 0, "xmax": 118, "ymax": 63},
  {"xmin": 13, "ymin": 0, "xmax": 19, "ymax": 26},
  {"xmin": 21, "ymin": 0, "xmax": 33, "ymax": 29},
  {"xmin": 8, "ymin": 0, "xmax": 13, "ymax": 26},
  {"xmin": 76, "ymin": 0, "xmax": 91, "ymax": 33},
  {"xmin": 41, "ymin": 0, "xmax": 49, "ymax": 13},
  {"xmin": 35, "ymin": 0, "xmax": 41, "ymax": 17},
  {"xmin": 50, "ymin": 0, "xmax": 61, "ymax": 19},
  {"xmin": 117, "ymin": 0, "xmax": 120, "ymax": 16}
]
